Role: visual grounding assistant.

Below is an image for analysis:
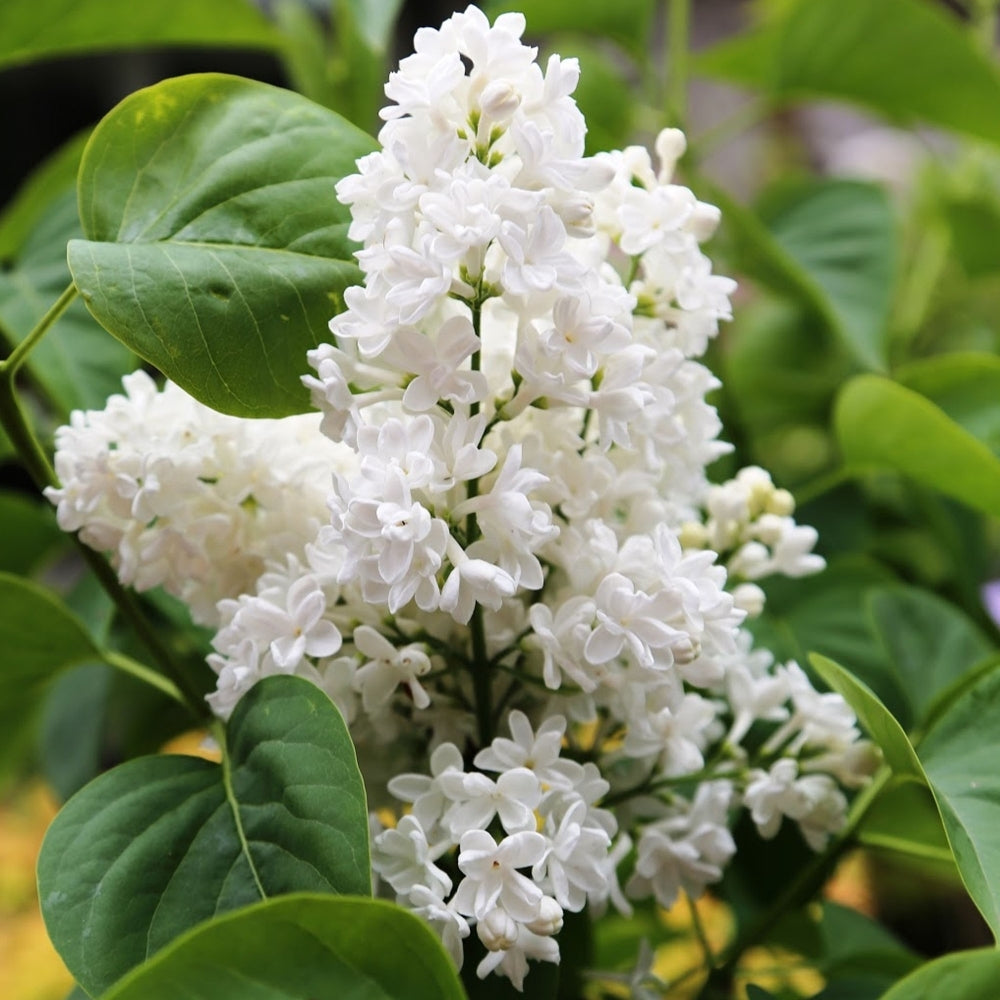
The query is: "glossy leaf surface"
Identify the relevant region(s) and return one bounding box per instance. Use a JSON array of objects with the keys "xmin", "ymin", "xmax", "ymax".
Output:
[
  {"xmin": 68, "ymin": 74, "xmax": 375, "ymax": 417},
  {"xmin": 38, "ymin": 675, "xmax": 370, "ymax": 996},
  {"xmin": 835, "ymin": 375, "xmax": 1000, "ymax": 519},
  {"xmin": 0, "ymin": 0, "xmax": 277, "ymax": 70},
  {"xmin": 101, "ymin": 895, "xmax": 466, "ymax": 1000},
  {"xmin": 919, "ymin": 668, "xmax": 1000, "ymax": 939}
]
